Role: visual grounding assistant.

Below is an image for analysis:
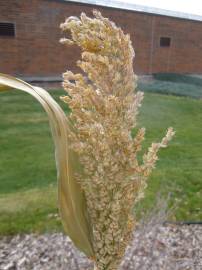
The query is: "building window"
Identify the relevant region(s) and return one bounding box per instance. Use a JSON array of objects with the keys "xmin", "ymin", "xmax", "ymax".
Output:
[
  {"xmin": 0, "ymin": 22, "xmax": 15, "ymax": 37},
  {"xmin": 160, "ymin": 37, "xmax": 171, "ymax": 47}
]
